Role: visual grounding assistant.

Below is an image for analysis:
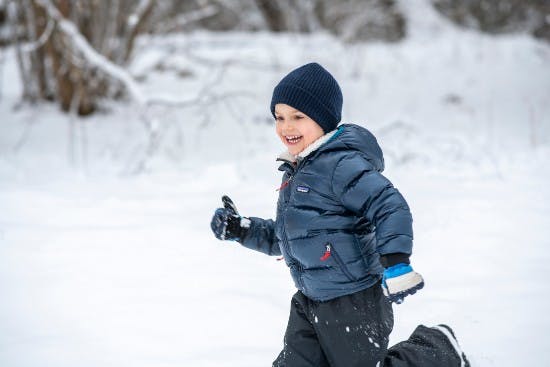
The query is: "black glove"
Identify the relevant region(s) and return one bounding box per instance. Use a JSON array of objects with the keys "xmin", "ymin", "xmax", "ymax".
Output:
[{"xmin": 210, "ymin": 195, "xmax": 250, "ymax": 241}]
